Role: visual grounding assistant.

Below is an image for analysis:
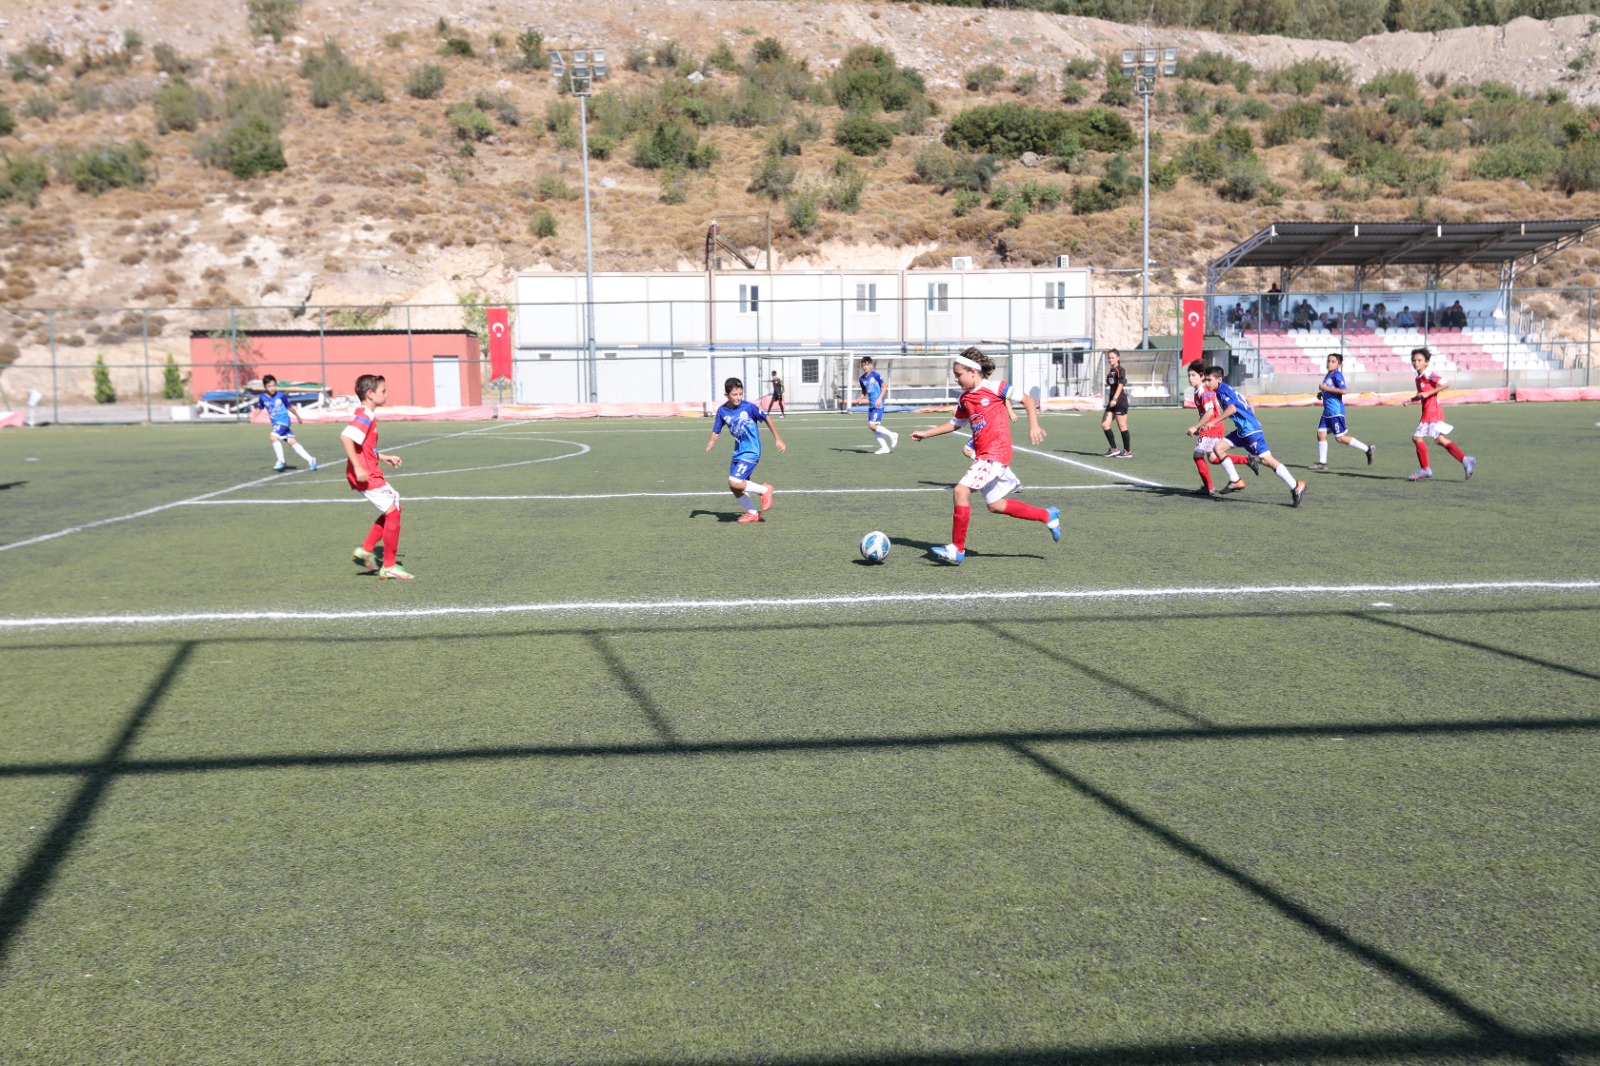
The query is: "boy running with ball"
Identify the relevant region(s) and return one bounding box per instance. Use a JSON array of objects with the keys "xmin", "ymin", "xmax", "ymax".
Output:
[{"xmin": 911, "ymin": 347, "xmax": 1059, "ymax": 565}]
